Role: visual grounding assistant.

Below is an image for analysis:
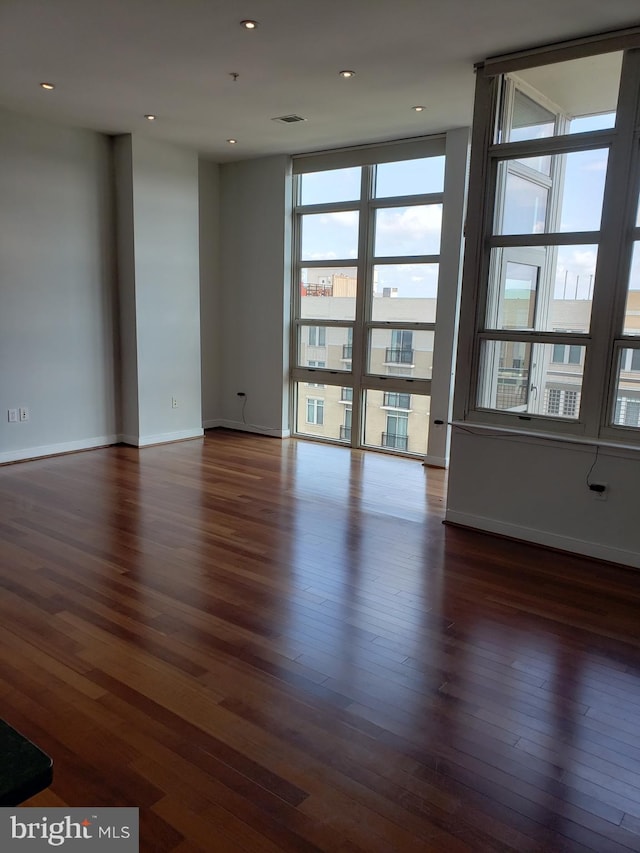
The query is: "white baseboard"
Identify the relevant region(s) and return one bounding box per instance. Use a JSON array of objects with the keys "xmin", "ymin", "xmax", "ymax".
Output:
[
  {"xmin": 0, "ymin": 423, "xmax": 289, "ymax": 464},
  {"xmin": 0, "ymin": 434, "xmax": 119, "ymax": 465},
  {"xmin": 203, "ymin": 418, "xmax": 223, "ymax": 429},
  {"xmin": 121, "ymin": 428, "xmax": 204, "ymax": 448},
  {"xmin": 424, "ymin": 454, "xmax": 448, "ymax": 468},
  {"xmin": 215, "ymin": 419, "xmax": 290, "ymax": 439},
  {"xmin": 444, "ymin": 509, "xmax": 640, "ymax": 569}
]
